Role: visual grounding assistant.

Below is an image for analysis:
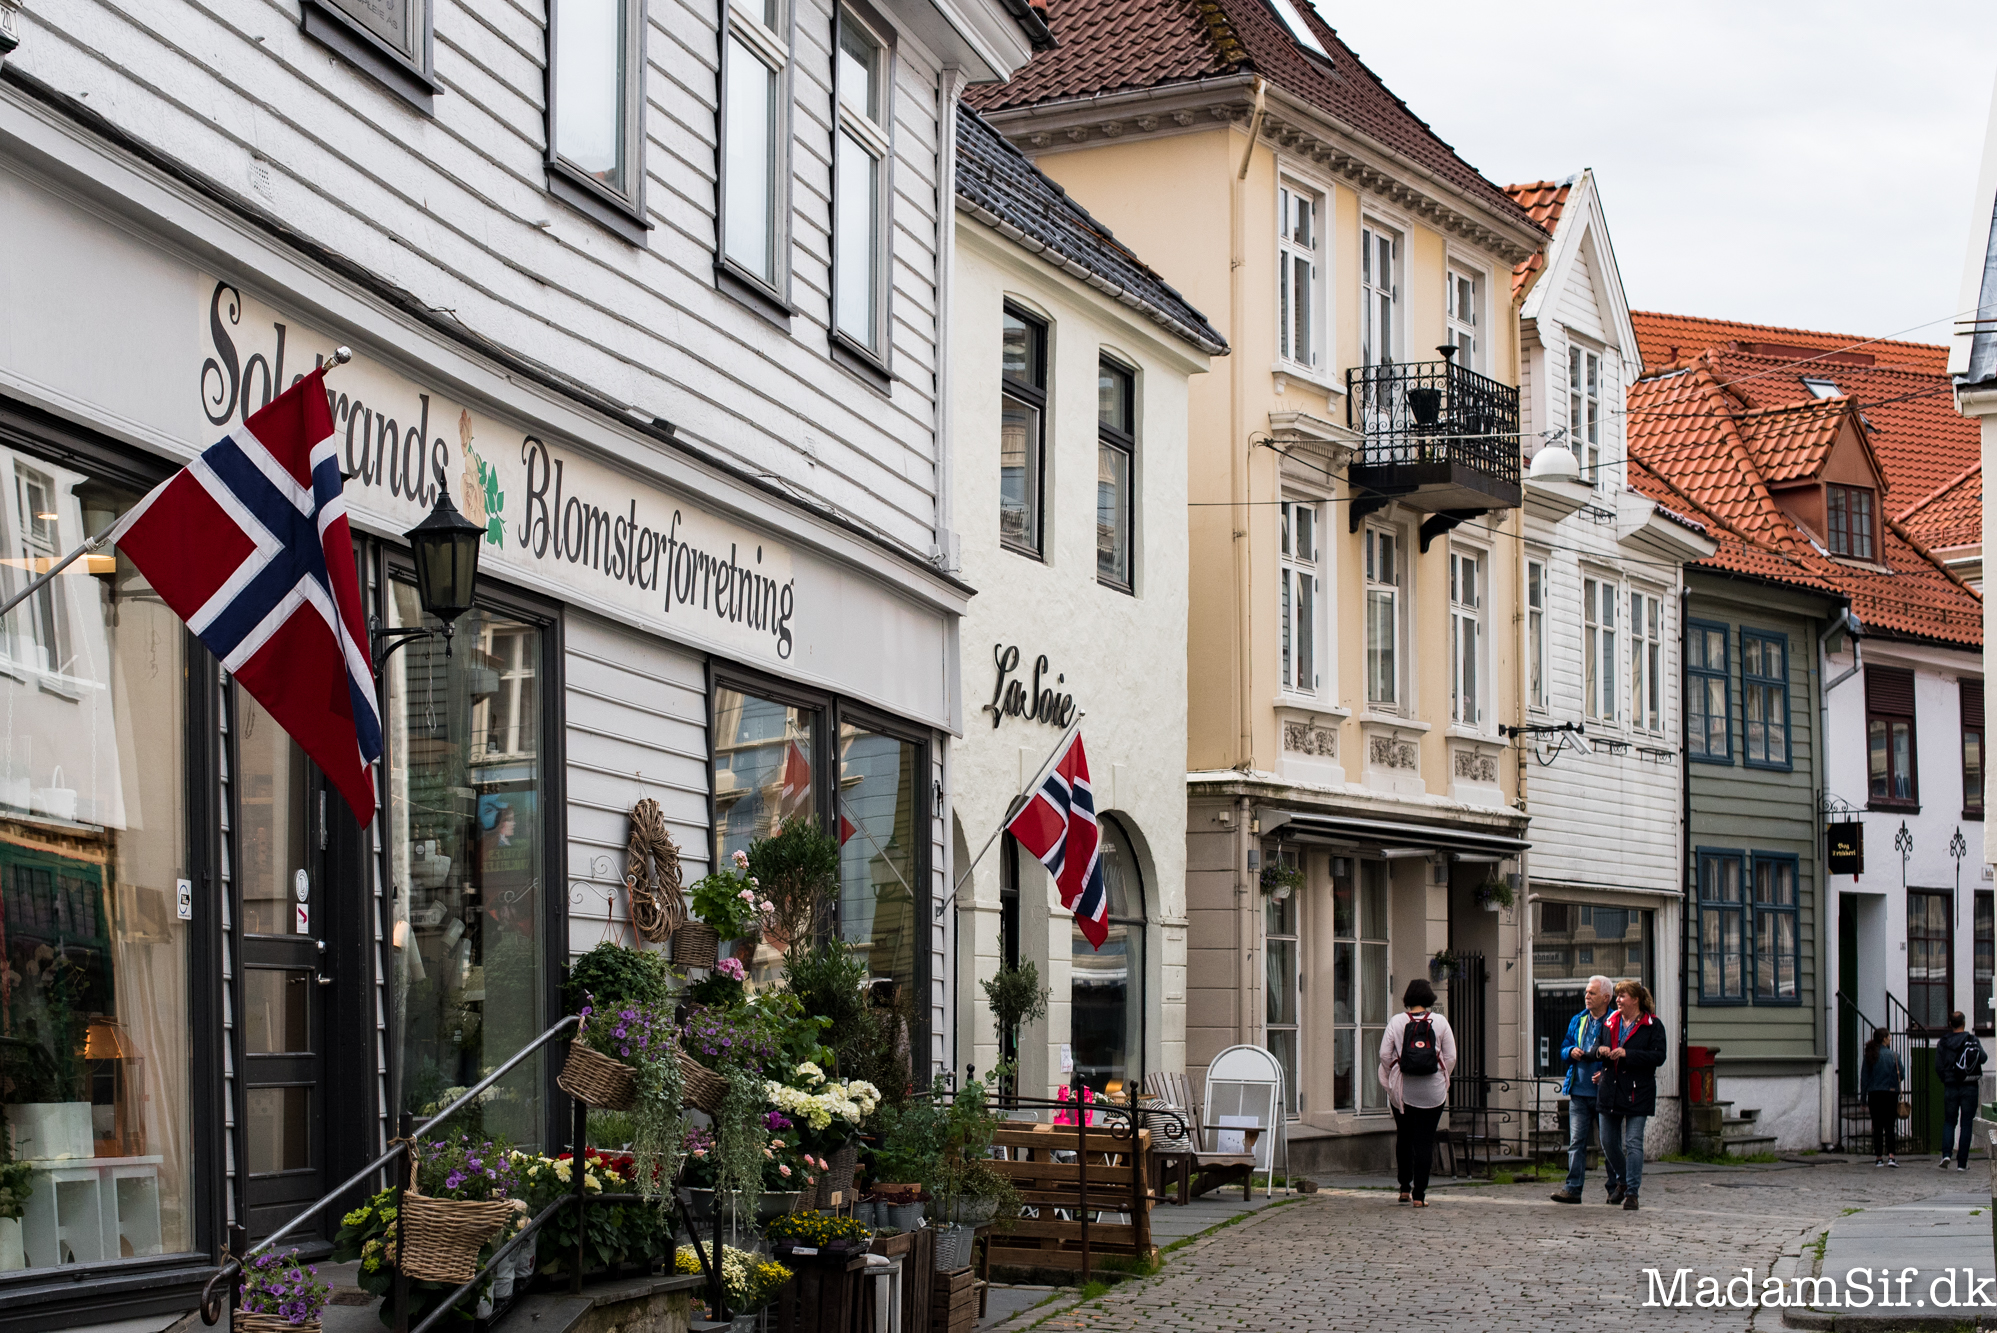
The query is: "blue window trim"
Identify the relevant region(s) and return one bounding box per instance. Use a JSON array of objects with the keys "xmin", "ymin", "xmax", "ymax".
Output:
[
  {"xmin": 1740, "ymin": 628, "xmax": 1794, "ymax": 772},
  {"xmin": 1695, "ymin": 846, "xmax": 1749, "ymax": 1006},
  {"xmin": 1749, "ymin": 851, "xmax": 1804, "ymax": 1006},
  {"xmin": 1686, "ymin": 618, "xmax": 1733, "ymax": 765}
]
